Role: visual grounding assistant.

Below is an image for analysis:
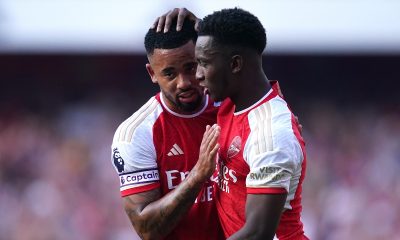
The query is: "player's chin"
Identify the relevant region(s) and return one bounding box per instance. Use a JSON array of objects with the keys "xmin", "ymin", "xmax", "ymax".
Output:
[
  {"xmin": 179, "ymin": 102, "xmax": 200, "ymax": 112},
  {"xmin": 178, "ymin": 95, "xmax": 203, "ymax": 112}
]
